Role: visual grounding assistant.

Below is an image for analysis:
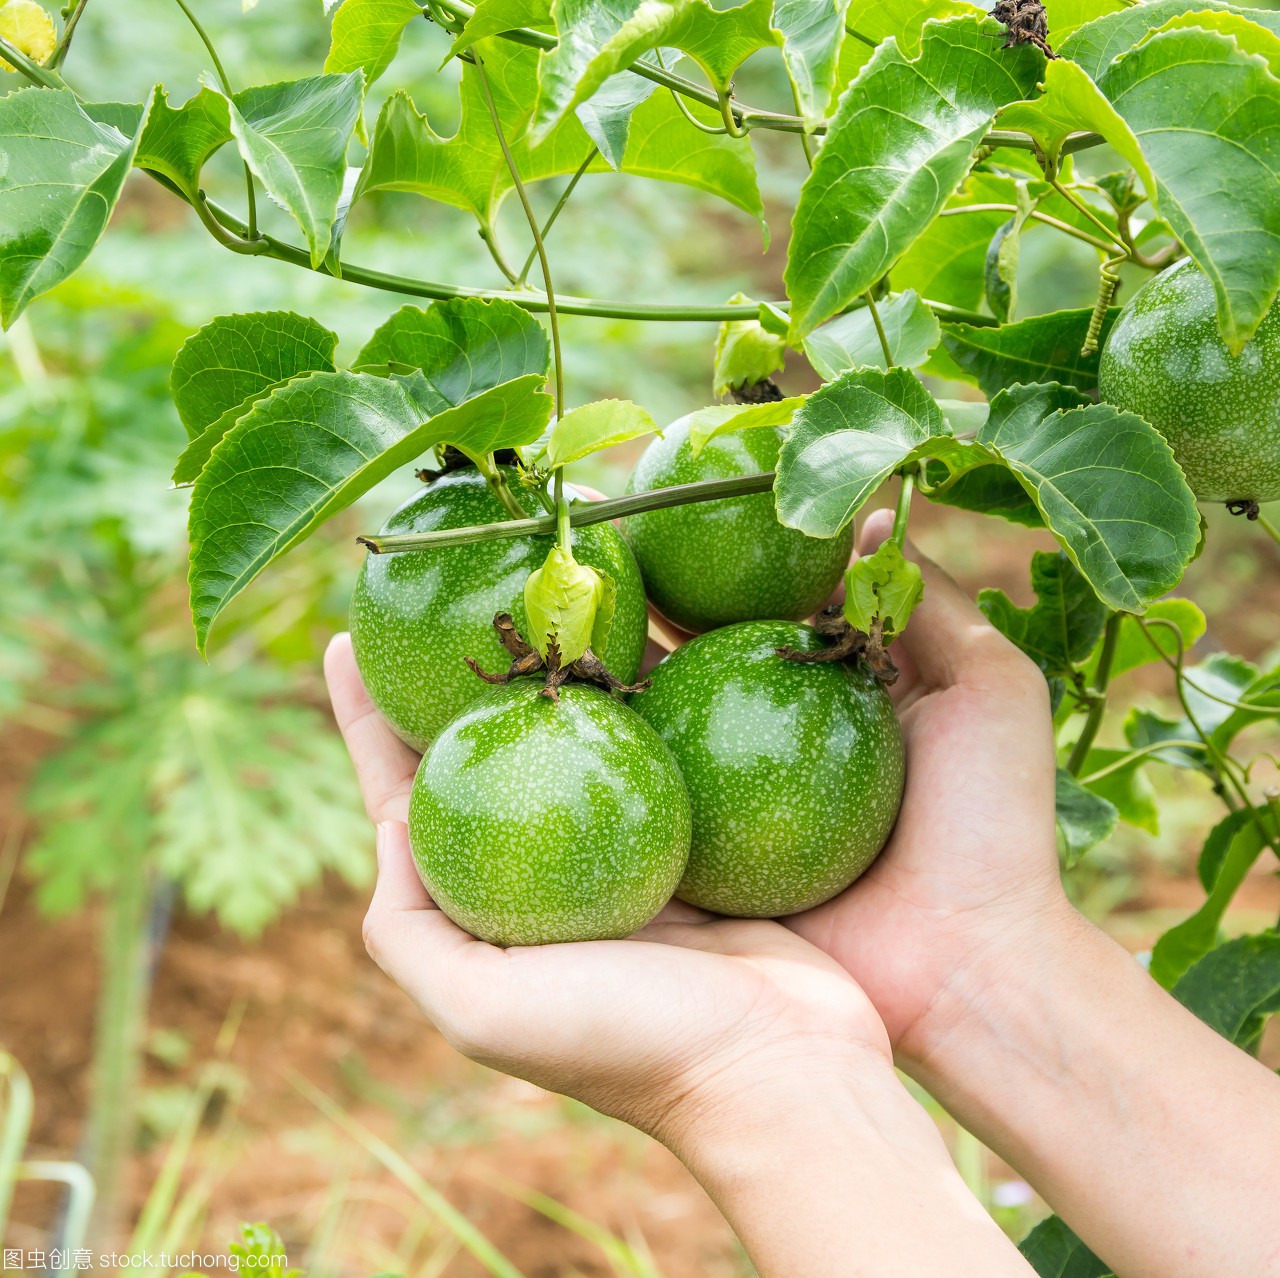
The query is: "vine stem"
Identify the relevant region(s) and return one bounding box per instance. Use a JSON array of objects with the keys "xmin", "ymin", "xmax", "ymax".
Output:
[
  {"xmin": 517, "ymin": 147, "xmax": 597, "ymax": 286},
  {"xmin": 1066, "ymin": 611, "xmax": 1122, "ymax": 775},
  {"xmin": 360, "ymin": 472, "xmax": 776, "ymax": 553},
  {"xmin": 1256, "ymin": 509, "xmax": 1280, "ymax": 547},
  {"xmin": 1079, "ymin": 738, "xmax": 1210, "ymax": 785},
  {"xmin": 892, "ymin": 470, "xmax": 914, "ymax": 547},
  {"xmin": 865, "ymin": 290, "xmax": 894, "ymax": 369},
  {"xmin": 940, "ymin": 204, "xmax": 1115, "ymax": 253},
  {"xmin": 169, "ymin": 0, "xmax": 258, "ymax": 240},
  {"xmin": 49, "ymin": 0, "xmax": 91, "ymax": 68}
]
